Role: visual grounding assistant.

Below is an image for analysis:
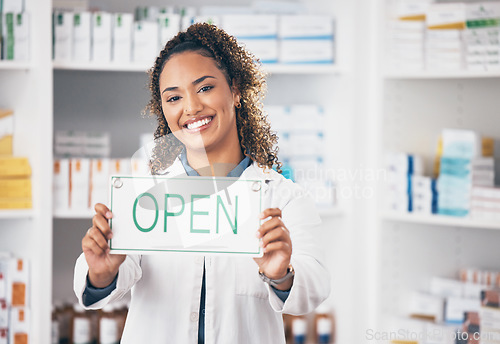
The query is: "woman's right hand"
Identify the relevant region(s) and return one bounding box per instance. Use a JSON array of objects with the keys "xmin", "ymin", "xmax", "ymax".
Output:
[{"xmin": 82, "ymin": 203, "xmax": 126, "ymax": 288}]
